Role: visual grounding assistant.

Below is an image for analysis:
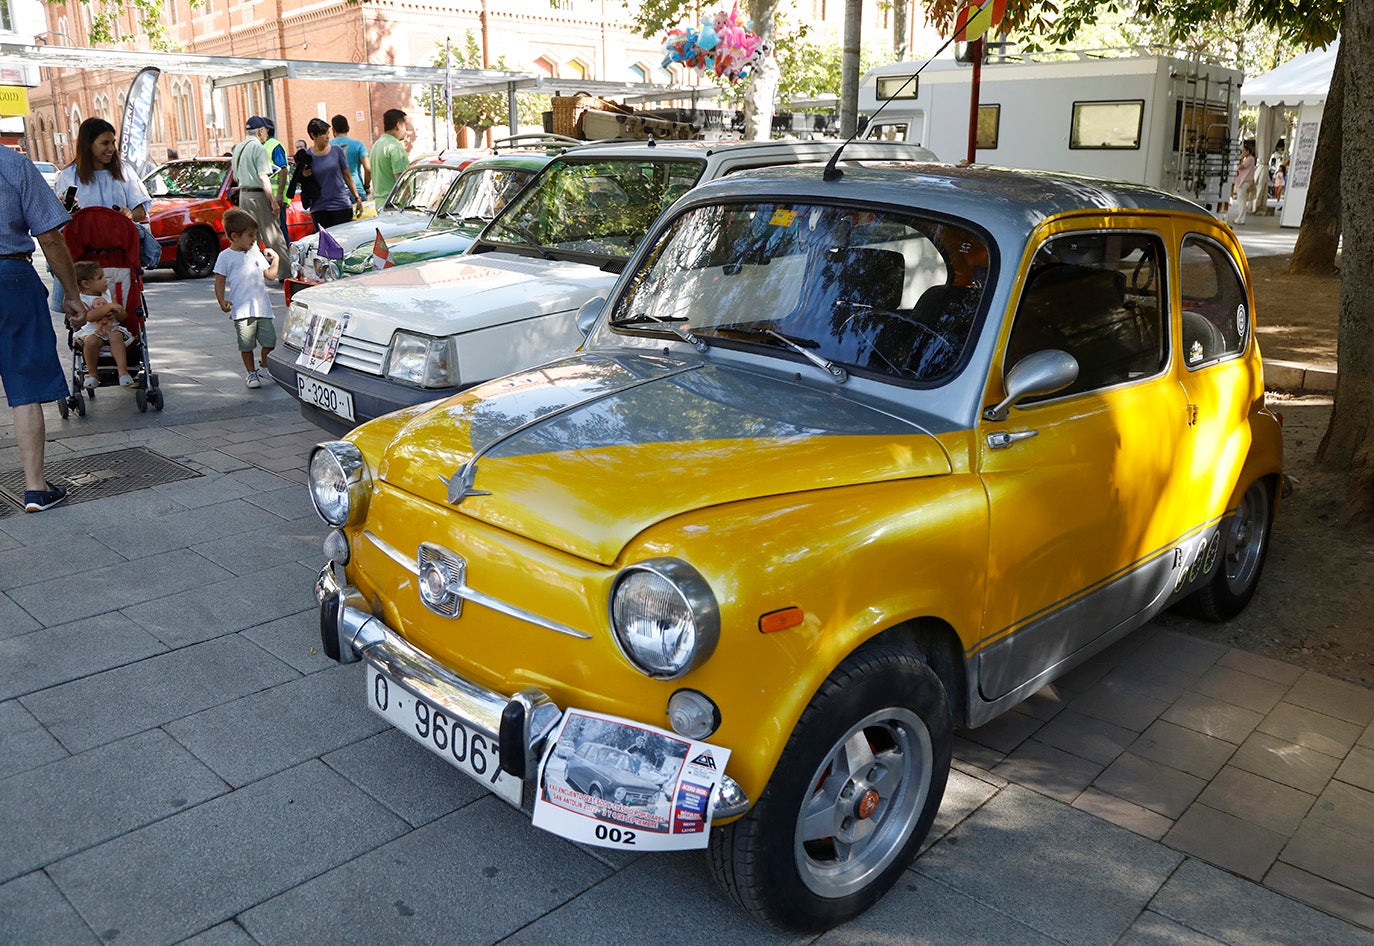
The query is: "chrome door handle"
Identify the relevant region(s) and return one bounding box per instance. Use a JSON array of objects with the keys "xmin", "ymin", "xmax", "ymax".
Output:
[{"xmin": 986, "ymin": 429, "xmax": 1039, "ymax": 449}]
